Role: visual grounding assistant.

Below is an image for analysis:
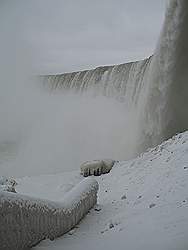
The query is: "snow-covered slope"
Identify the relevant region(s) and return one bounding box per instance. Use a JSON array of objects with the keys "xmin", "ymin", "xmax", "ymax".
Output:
[{"xmin": 16, "ymin": 131, "xmax": 188, "ymax": 250}]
